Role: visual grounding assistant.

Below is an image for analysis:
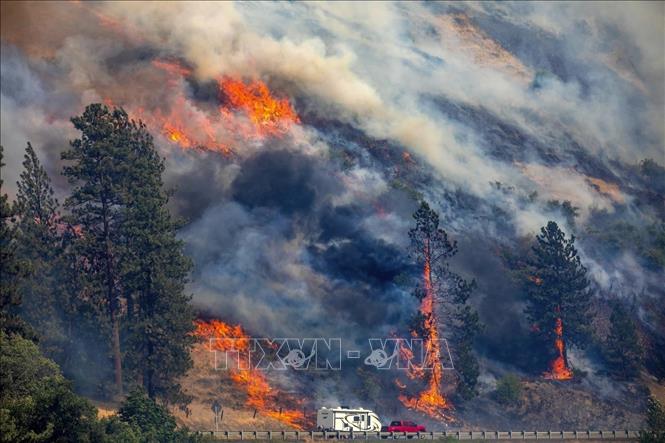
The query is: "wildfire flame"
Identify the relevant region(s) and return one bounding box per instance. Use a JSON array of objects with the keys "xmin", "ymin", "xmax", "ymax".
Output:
[
  {"xmin": 218, "ymin": 77, "xmax": 300, "ymax": 139},
  {"xmin": 194, "ymin": 319, "xmax": 307, "ymax": 429},
  {"xmin": 397, "ymin": 240, "xmax": 452, "ymax": 420},
  {"xmin": 543, "ymin": 317, "xmax": 573, "ymax": 381},
  {"xmin": 119, "ymin": 60, "xmax": 300, "ymax": 157}
]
